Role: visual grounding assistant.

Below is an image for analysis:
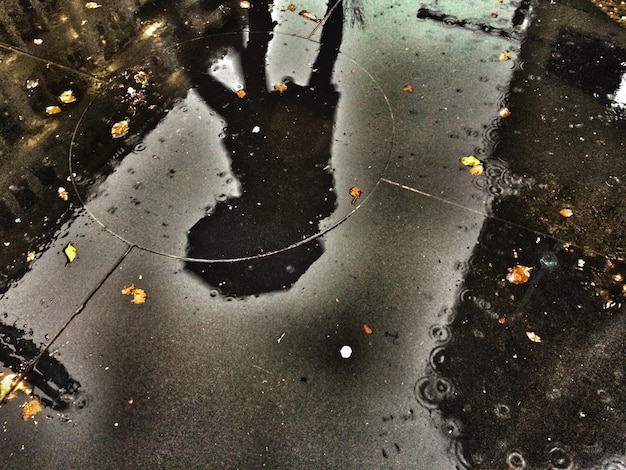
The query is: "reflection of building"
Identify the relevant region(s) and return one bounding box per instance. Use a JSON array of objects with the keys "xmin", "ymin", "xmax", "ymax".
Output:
[{"xmin": 0, "ymin": 0, "xmax": 149, "ymax": 68}]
